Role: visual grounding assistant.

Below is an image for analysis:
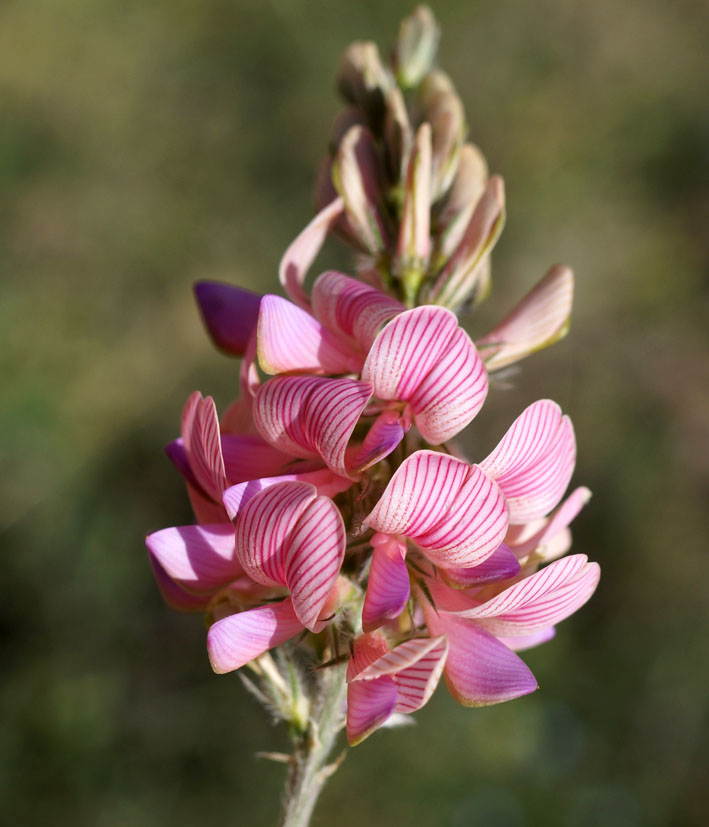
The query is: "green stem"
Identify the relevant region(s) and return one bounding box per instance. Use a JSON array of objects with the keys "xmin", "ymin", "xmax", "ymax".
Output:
[{"xmin": 278, "ymin": 662, "xmax": 348, "ymax": 827}]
